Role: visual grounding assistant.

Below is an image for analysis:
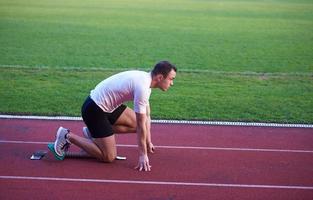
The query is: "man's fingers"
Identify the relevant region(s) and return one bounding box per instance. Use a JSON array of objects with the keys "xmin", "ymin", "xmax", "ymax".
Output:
[
  {"xmin": 134, "ymin": 164, "xmax": 142, "ymax": 171},
  {"xmin": 145, "ymin": 163, "xmax": 151, "ymax": 171},
  {"xmin": 135, "ymin": 164, "xmax": 144, "ymax": 171},
  {"xmin": 134, "ymin": 165, "xmax": 139, "ymax": 170},
  {"xmin": 135, "ymin": 154, "xmax": 151, "ymax": 171},
  {"xmin": 144, "ymin": 164, "xmax": 147, "ymax": 171},
  {"xmin": 148, "ymin": 145, "xmax": 155, "ymax": 153},
  {"xmin": 135, "ymin": 163, "xmax": 151, "ymax": 171},
  {"xmin": 146, "ymin": 143, "xmax": 155, "ymax": 154}
]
